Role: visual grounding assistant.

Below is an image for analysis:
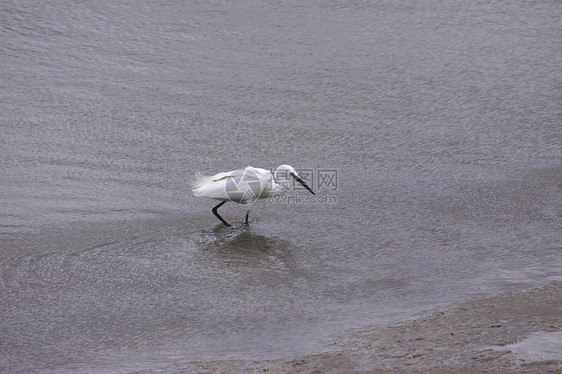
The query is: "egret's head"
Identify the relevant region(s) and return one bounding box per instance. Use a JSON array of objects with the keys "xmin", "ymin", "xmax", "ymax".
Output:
[
  {"xmin": 274, "ymin": 164, "xmax": 315, "ymax": 195},
  {"xmin": 274, "ymin": 164, "xmax": 296, "ymax": 181}
]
